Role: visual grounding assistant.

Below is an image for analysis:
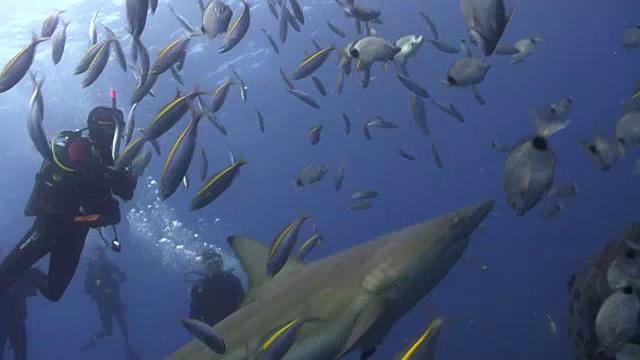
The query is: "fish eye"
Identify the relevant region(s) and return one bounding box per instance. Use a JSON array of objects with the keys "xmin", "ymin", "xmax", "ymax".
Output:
[
  {"xmin": 623, "ymin": 286, "xmax": 633, "ymax": 295},
  {"xmin": 588, "ymin": 145, "xmax": 597, "ymax": 153},
  {"xmin": 625, "ymin": 249, "xmax": 636, "ymax": 259}
]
